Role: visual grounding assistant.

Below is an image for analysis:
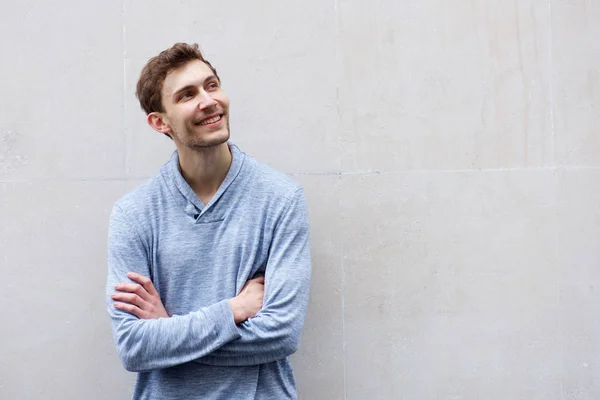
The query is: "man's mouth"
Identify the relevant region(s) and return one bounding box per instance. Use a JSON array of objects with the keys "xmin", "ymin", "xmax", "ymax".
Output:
[{"xmin": 196, "ymin": 114, "xmax": 223, "ymax": 126}]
